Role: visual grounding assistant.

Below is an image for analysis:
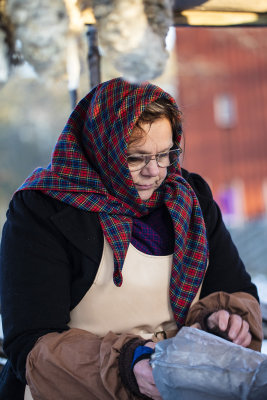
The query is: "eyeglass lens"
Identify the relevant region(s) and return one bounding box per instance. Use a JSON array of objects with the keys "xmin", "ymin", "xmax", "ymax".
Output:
[{"xmin": 128, "ymin": 148, "xmax": 182, "ymax": 171}]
